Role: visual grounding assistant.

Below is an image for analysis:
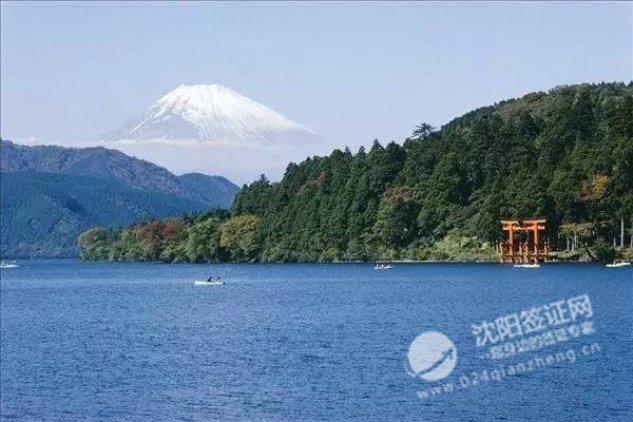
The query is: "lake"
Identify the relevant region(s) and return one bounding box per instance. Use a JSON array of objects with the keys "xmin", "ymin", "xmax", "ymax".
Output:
[{"xmin": 1, "ymin": 260, "xmax": 631, "ymax": 421}]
